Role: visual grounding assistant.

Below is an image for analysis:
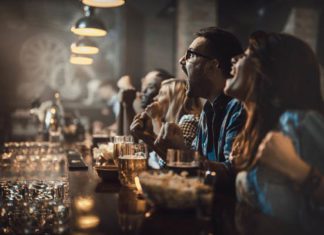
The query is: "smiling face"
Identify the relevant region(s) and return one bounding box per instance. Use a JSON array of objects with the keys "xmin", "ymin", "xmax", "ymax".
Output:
[{"xmin": 224, "ymin": 49, "xmax": 258, "ymax": 102}]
